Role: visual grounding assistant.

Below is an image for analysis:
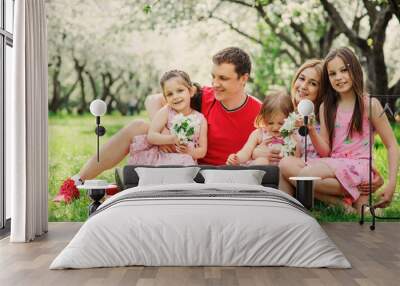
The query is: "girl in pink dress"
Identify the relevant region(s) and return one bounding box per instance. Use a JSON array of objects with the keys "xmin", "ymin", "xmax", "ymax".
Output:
[
  {"xmin": 299, "ymin": 47, "xmax": 399, "ymax": 213},
  {"xmin": 226, "ymin": 89, "xmax": 300, "ymax": 166},
  {"xmin": 128, "ymin": 70, "xmax": 207, "ymax": 165}
]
